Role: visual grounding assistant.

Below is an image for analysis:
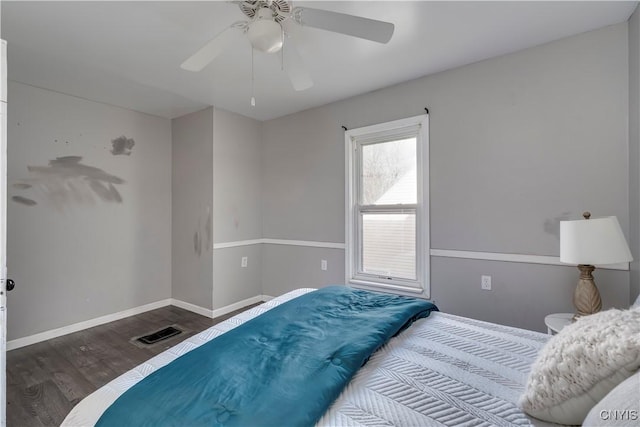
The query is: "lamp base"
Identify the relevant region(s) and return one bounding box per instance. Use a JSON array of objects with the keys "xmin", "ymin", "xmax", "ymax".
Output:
[{"xmin": 572, "ymin": 264, "xmax": 602, "ymax": 319}]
